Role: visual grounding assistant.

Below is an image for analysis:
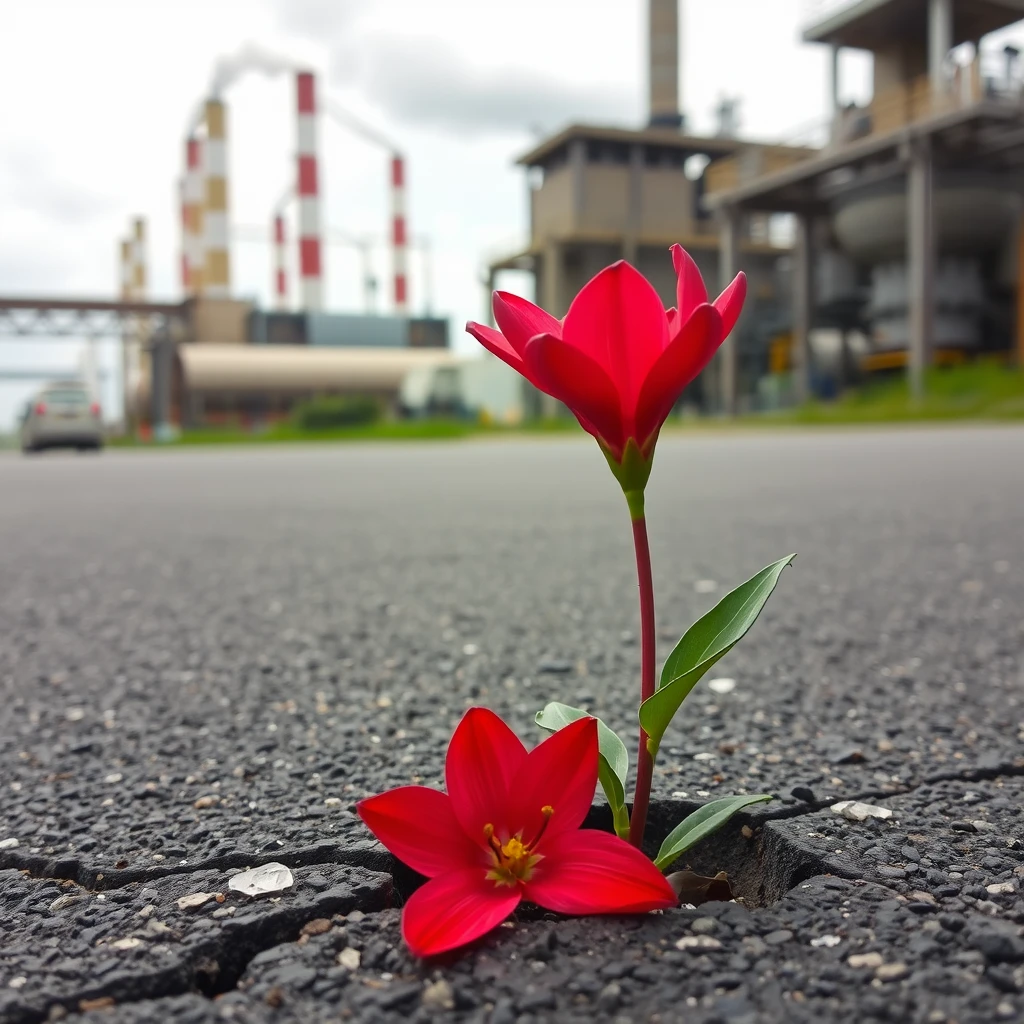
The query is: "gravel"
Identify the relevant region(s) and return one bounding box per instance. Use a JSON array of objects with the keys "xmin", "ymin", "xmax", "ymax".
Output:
[{"xmin": 0, "ymin": 428, "xmax": 1022, "ymax": 1022}]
